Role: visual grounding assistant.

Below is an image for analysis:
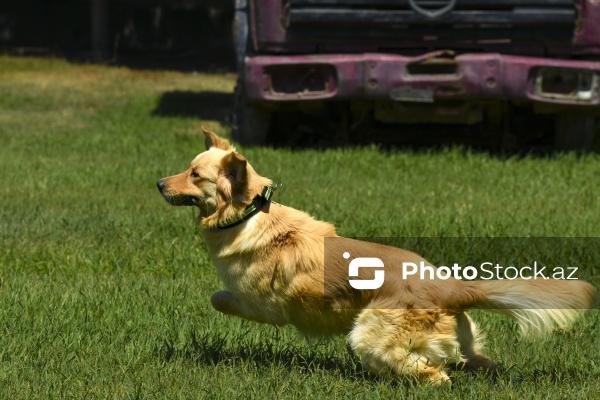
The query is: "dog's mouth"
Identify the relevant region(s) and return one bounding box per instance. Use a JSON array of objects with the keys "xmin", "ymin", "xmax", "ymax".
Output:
[{"xmin": 161, "ymin": 193, "xmax": 200, "ymax": 207}]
